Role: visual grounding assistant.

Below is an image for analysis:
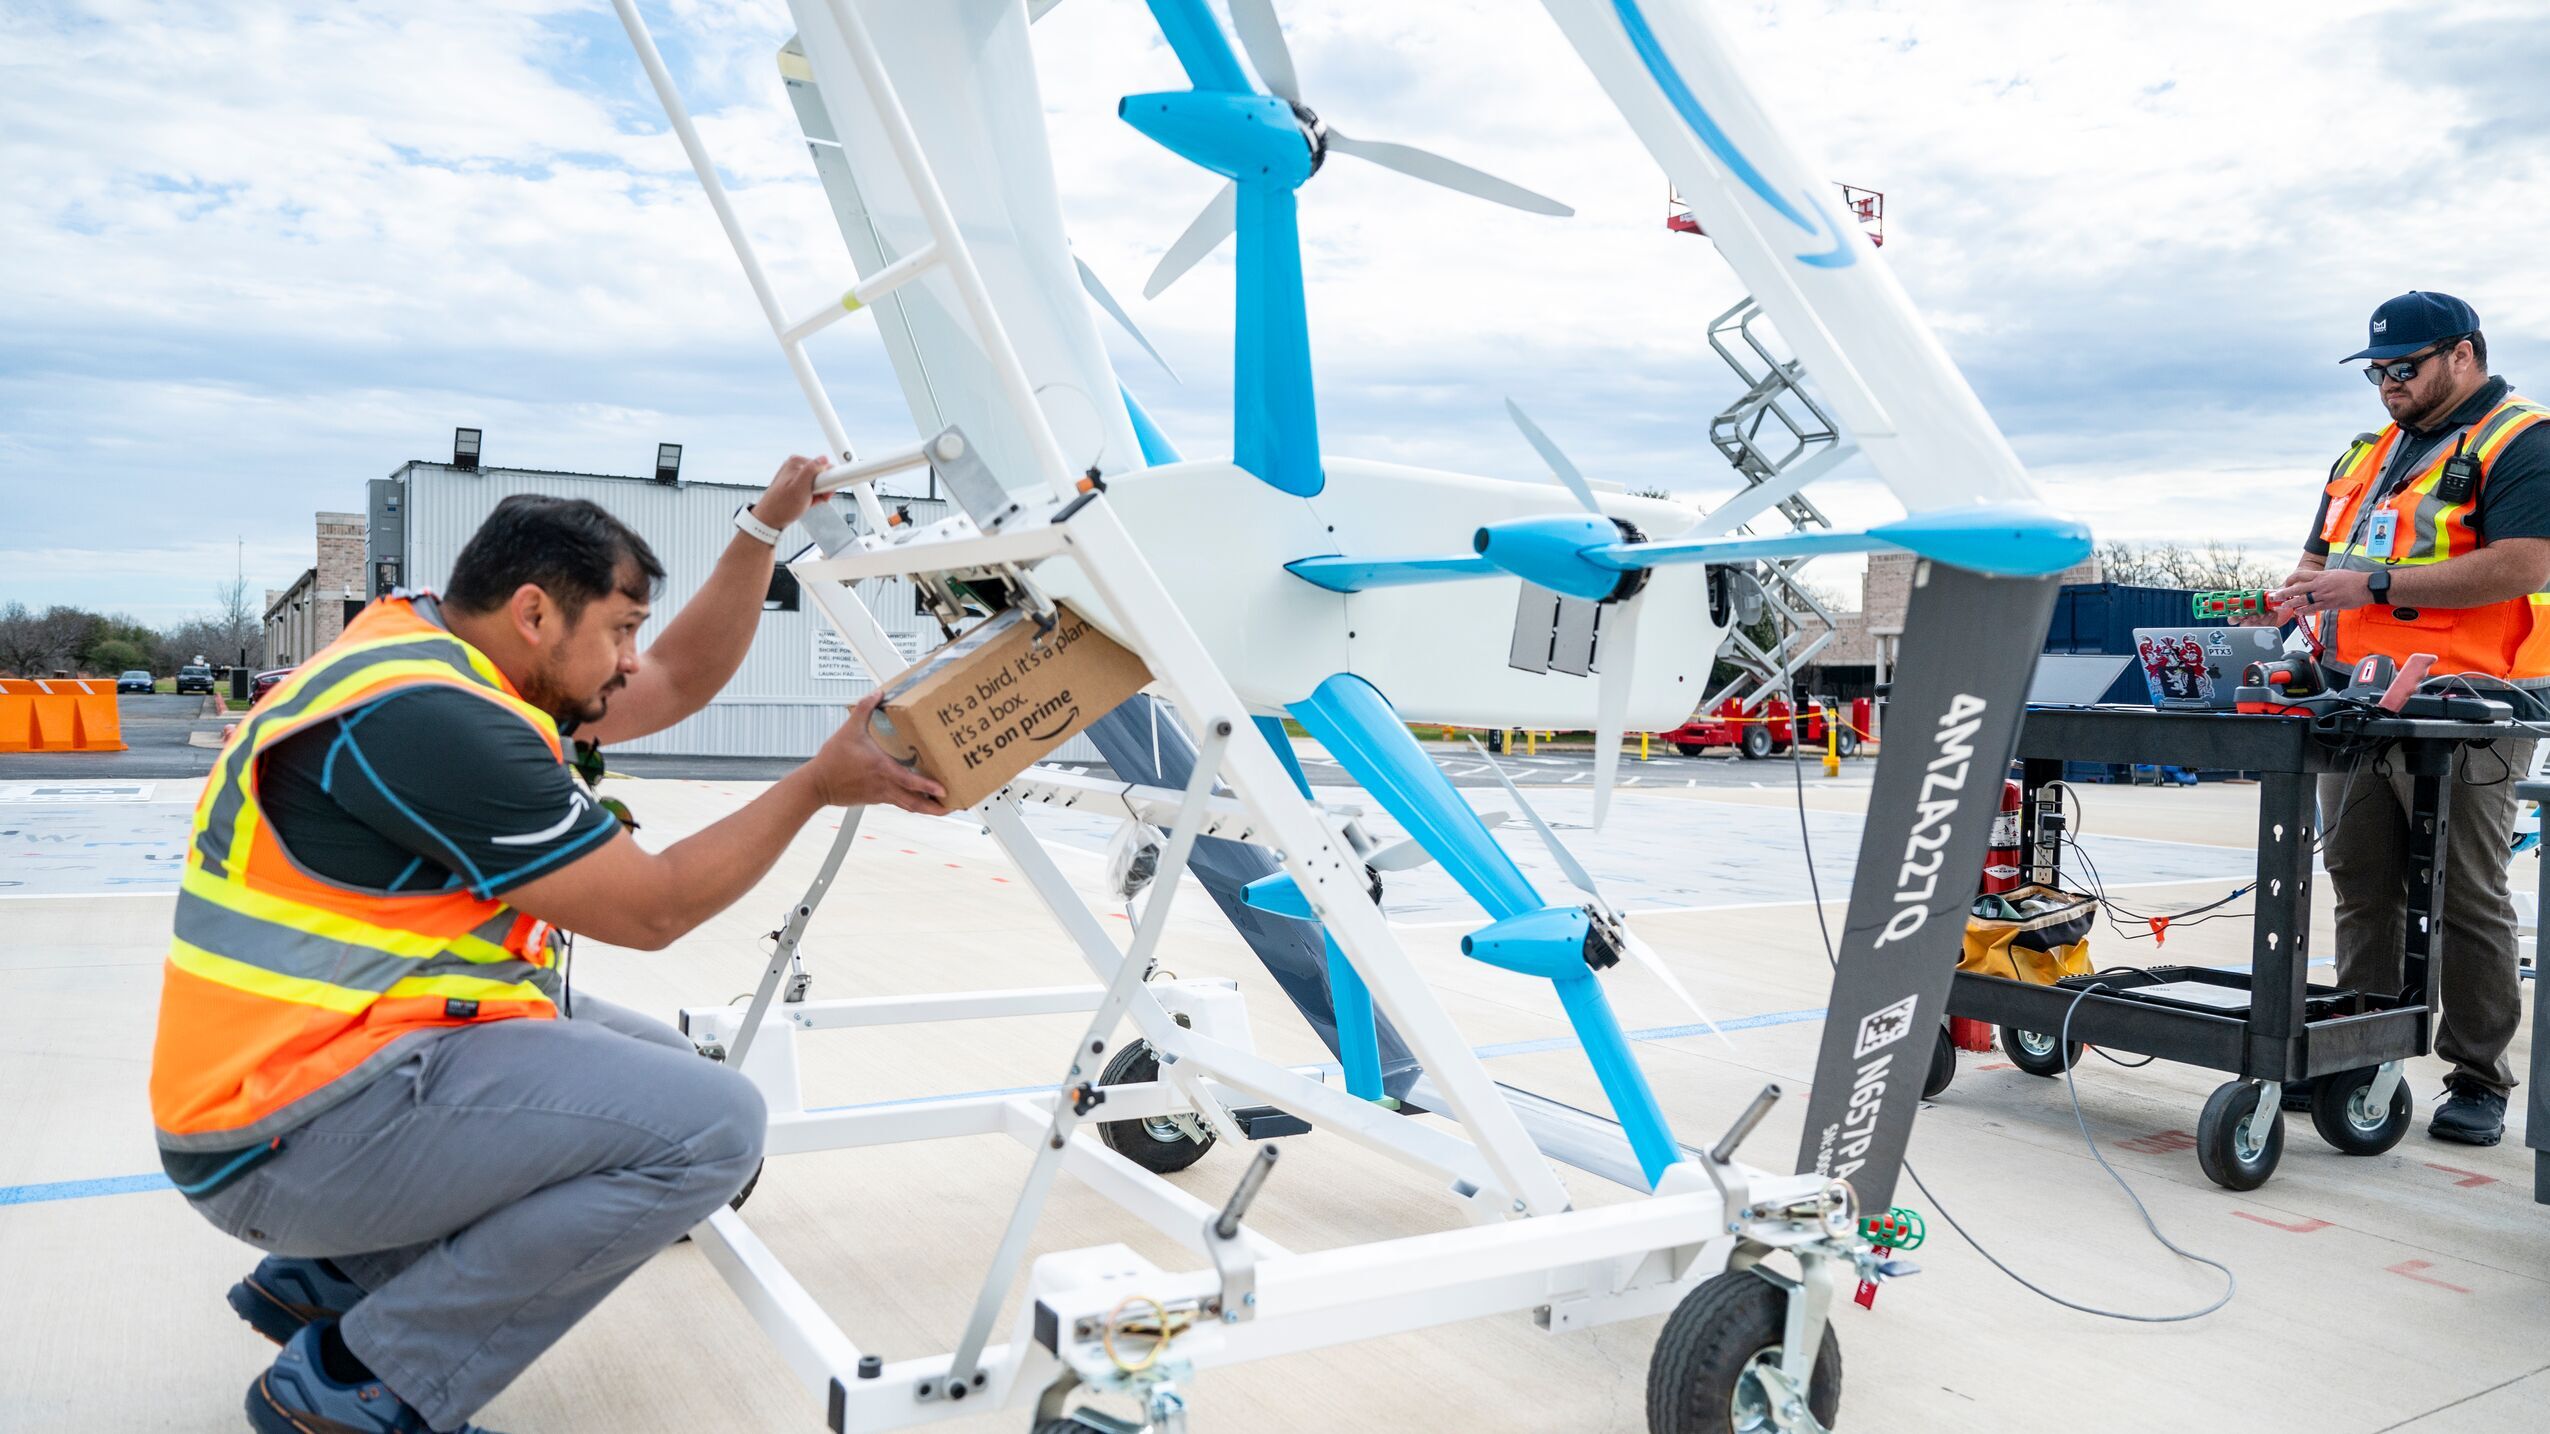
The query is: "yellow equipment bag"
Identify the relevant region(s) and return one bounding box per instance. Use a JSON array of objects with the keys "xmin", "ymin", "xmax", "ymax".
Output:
[{"xmin": 1960, "ymin": 883, "xmax": 2096, "ymax": 986}]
